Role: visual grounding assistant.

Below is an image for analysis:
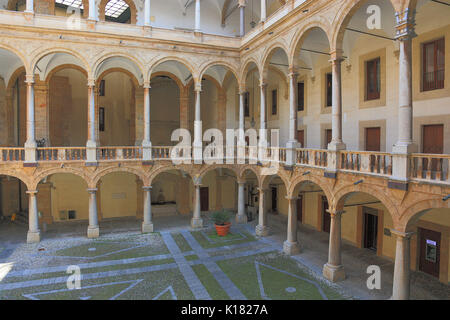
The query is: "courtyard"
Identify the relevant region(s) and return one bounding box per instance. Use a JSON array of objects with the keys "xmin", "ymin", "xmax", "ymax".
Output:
[{"xmin": 0, "ymin": 215, "xmax": 447, "ymax": 300}]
